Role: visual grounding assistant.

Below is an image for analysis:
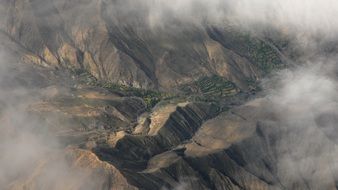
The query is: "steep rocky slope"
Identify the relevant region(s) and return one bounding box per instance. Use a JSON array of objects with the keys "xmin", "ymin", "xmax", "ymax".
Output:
[
  {"xmin": 2, "ymin": 1, "xmax": 337, "ymax": 190},
  {"xmin": 0, "ymin": 0, "xmax": 285, "ymax": 91},
  {"xmin": 3, "ymin": 63, "xmax": 337, "ymax": 190}
]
